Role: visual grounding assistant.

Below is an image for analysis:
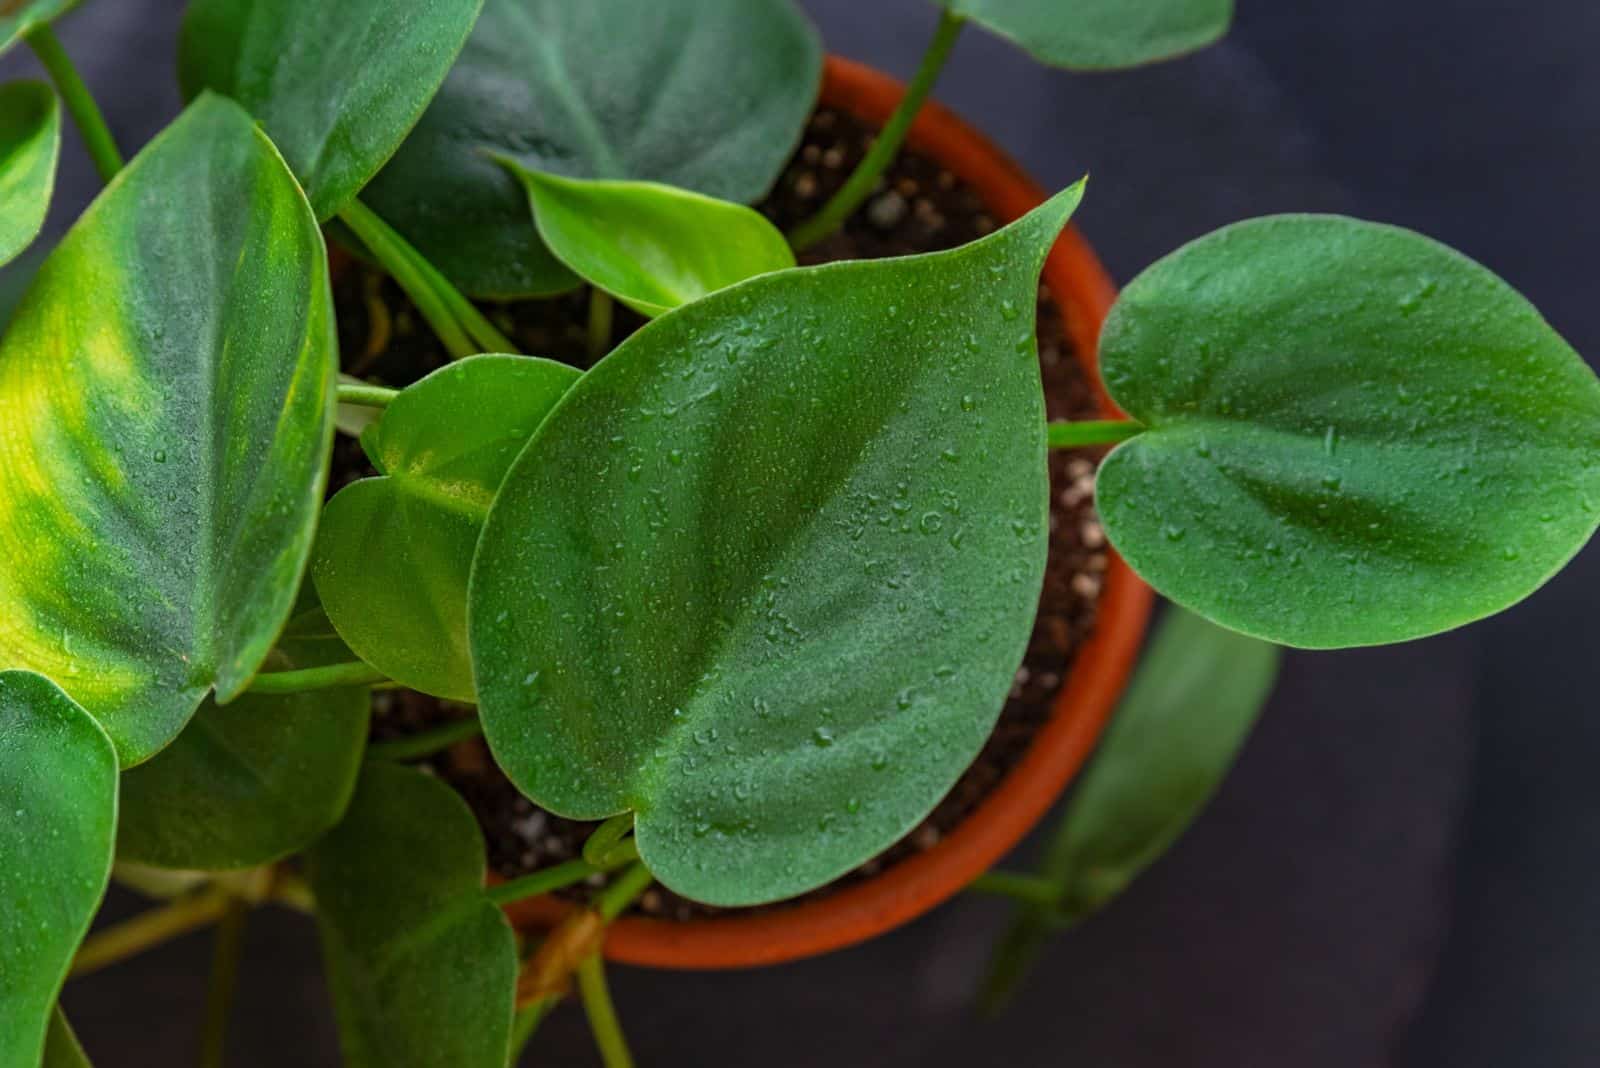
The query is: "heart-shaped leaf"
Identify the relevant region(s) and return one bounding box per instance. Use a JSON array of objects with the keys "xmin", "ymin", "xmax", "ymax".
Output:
[
  {"xmin": 177, "ymin": 0, "xmax": 485, "ymax": 220},
  {"xmin": 502, "ymin": 165, "xmax": 797, "ymax": 318},
  {"xmin": 309, "ymin": 761, "xmax": 517, "ymax": 1068},
  {"xmin": 1097, "ymin": 215, "xmax": 1600, "ymax": 649},
  {"xmin": 942, "ymin": 0, "xmax": 1233, "ymax": 70},
  {"xmin": 358, "ymin": 0, "xmax": 822, "ymax": 298},
  {"xmin": 0, "ymin": 94, "xmax": 337, "ymax": 765},
  {"xmin": 0, "ymin": 671, "xmax": 117, "ymax": 1068},
  {"xmin": 314, "ymin": 356, "xmax": 579, "ymax": 701},
  {"xmin": 116, "ymin": 606, "xmax": 372, "ymax": 871},
  {"xmin": 0, "ymin": 0, "xmax": 79, "ymax": 55},
  {"xmin": 0, "ymin": 81, "xmax": 60, "ymax": 267},
  {"xmin": 980, "ymin": 606, "xmax": 1278, "ymax": 1004},
  {"xmin": 470, "ymin": 183, "xmax": 1083, "ymax": 906}
]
